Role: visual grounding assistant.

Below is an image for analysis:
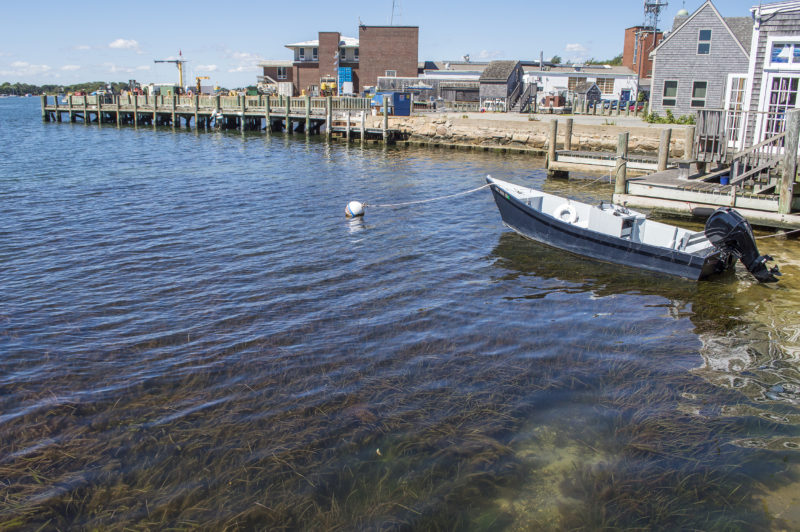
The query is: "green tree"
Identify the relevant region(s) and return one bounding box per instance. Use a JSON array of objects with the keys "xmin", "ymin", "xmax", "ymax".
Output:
[{"xmin": 550, "ymin": 55, "xmax": 562, "ymax": 65}]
